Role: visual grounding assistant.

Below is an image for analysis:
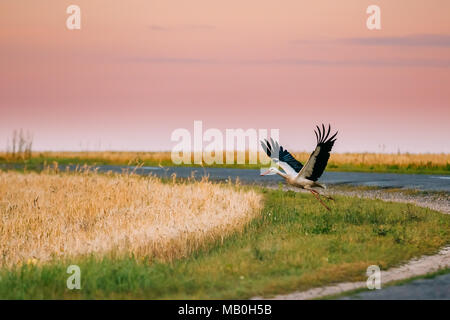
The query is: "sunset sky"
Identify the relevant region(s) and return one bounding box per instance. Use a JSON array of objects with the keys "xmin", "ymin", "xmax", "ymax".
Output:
[{"xmin": 1, "ymin": 0, "xmax": 449, "ymax": 153}]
